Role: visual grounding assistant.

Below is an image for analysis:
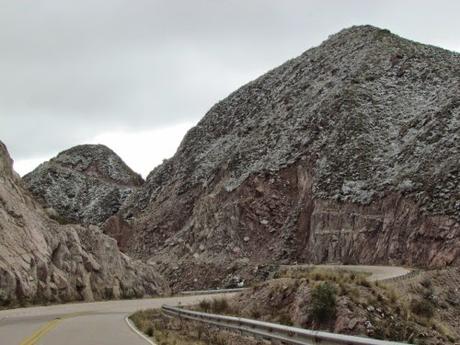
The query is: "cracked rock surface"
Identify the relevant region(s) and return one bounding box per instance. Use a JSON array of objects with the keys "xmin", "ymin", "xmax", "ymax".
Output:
[
  {"xmin": 23, "ymin": 144, "xmax": 144, "ymax": 225},
  {"xmin": 0, "ymin": 141, "xmax": 167, "ymax": 306},
  {"xmin": 103, "ymin": 26, "xmax": 459, "ymax": 289}
]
